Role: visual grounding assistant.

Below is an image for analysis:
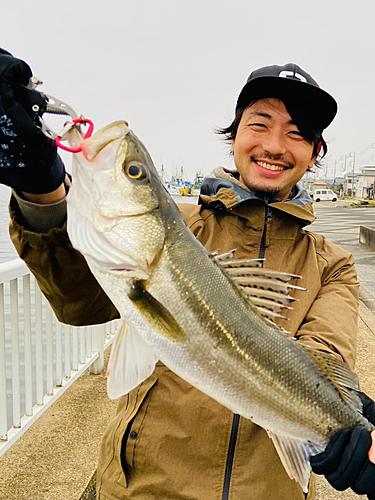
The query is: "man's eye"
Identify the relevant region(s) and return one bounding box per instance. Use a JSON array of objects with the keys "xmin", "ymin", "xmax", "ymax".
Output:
[
  {"xmin": 249, "ymin": 123, "xmax": 267, "ymax": 129},
  {"xmin": 289, "ymin": 130, "xmax": 304, "ymax": 138}
]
